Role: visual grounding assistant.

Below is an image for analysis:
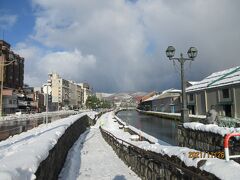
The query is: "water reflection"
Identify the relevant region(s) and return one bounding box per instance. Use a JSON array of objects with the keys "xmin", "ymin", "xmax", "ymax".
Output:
[{"xmin": 117, "ymin": 110, "xmax": 178, "ymax": 145}]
